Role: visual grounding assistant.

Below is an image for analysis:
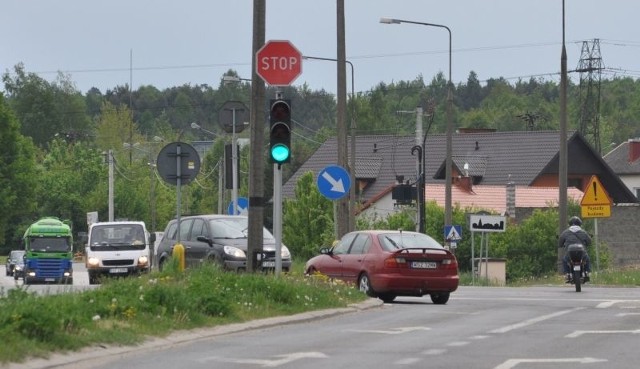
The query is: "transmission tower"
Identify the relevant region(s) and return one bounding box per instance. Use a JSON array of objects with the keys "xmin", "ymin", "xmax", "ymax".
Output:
[{"xmin": 576, "ymin": 39, "xmax": 604, "ymax": 153}]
